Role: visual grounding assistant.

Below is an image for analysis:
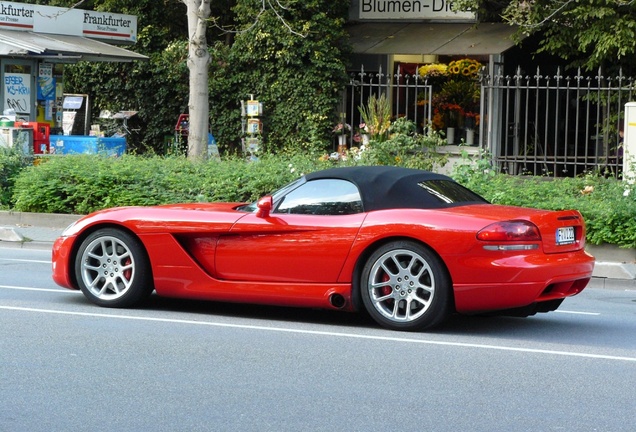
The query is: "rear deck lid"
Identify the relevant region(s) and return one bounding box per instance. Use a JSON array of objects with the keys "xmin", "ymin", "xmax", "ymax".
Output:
[{"xmin": 448, "ymin": 204, "xmax": 586, "ymax": 253}]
